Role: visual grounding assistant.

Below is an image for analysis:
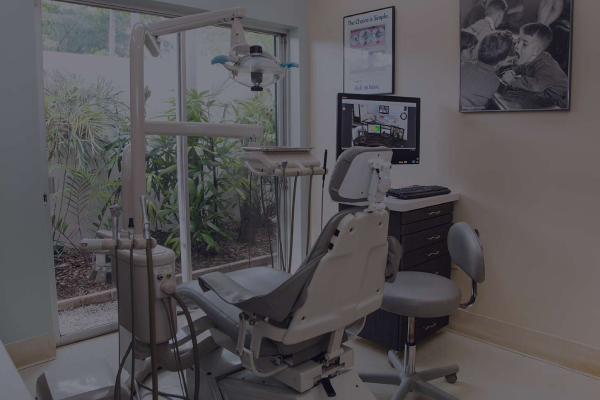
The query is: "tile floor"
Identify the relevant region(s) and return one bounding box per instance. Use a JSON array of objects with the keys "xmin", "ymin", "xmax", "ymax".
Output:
[{"xmin": 20, "ymin": 324, "xmax": 600, "ymax": 400}]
